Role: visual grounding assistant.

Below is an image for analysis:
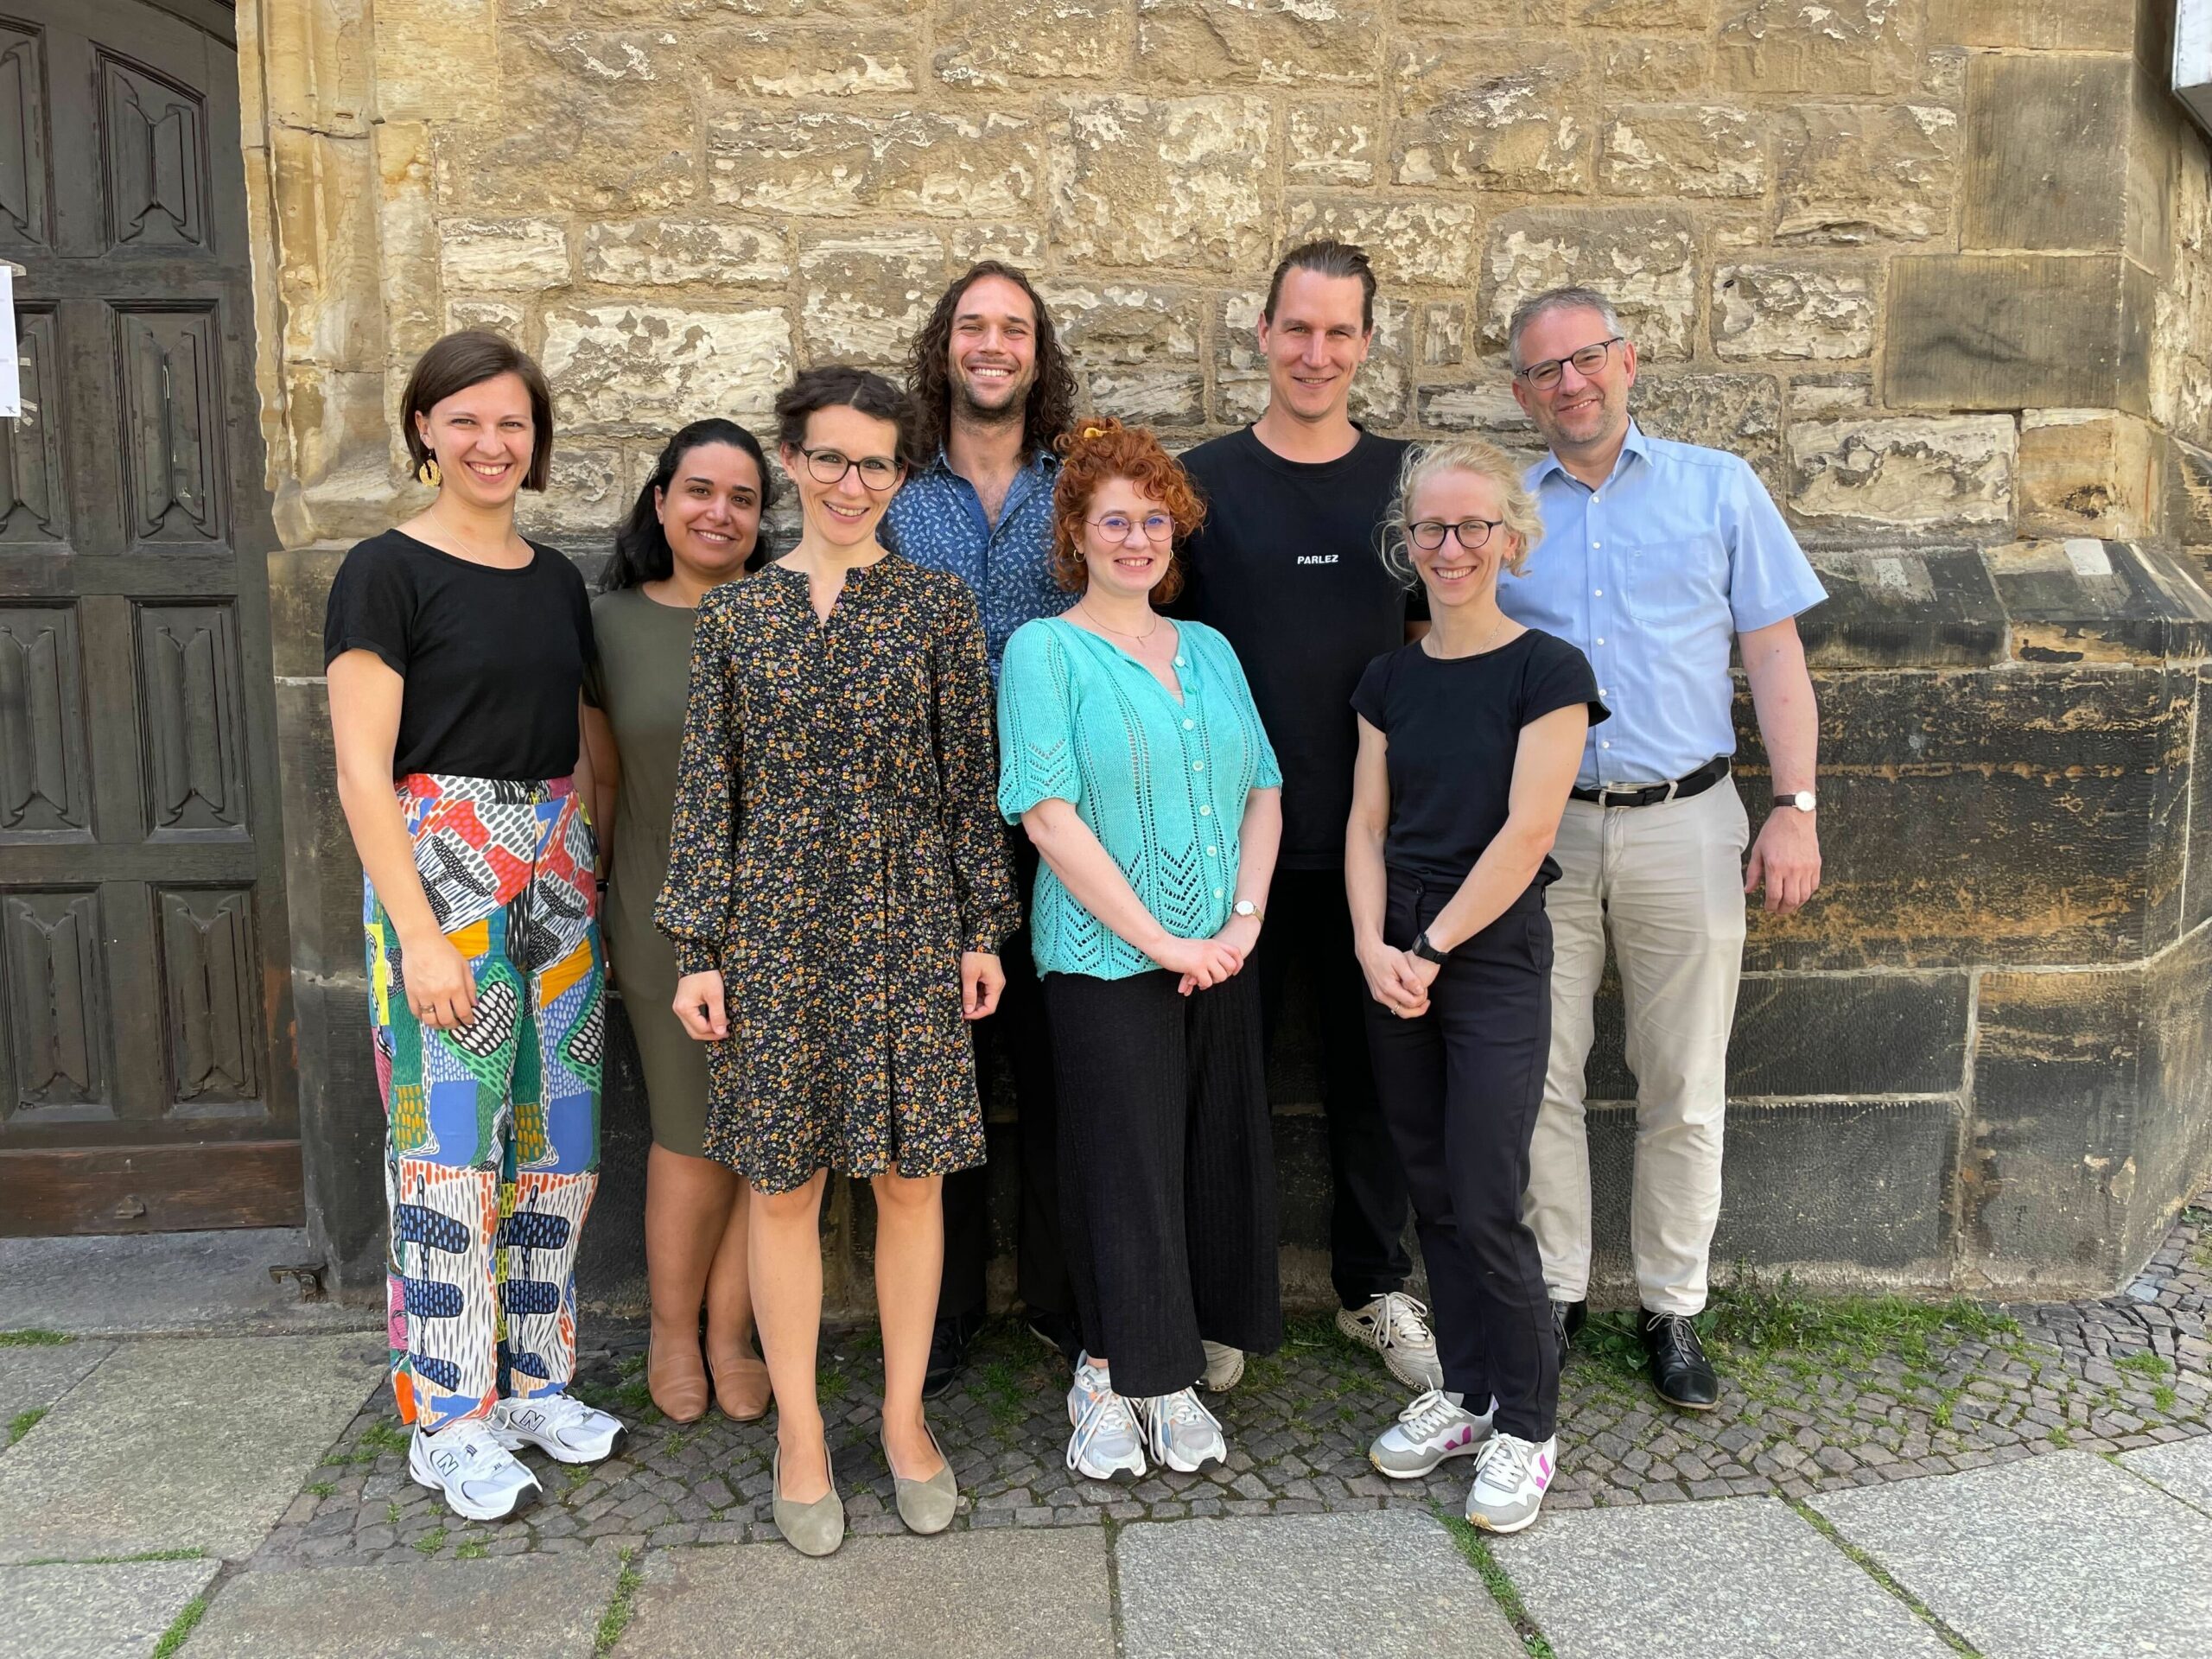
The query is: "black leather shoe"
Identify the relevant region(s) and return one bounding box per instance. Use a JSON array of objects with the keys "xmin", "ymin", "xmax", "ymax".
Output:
[
  {"xmin": 923, "ymin": 1312, "xmax": 982, "ymax": 1401},
  {"xmin": 1025, "ymin": 1307, "xmax": 1082, "ymax": 1367},
  {"xmin": 1551, "ymin": 1299, "xmax": 1587, "ymax": 1367},
  {"xmin": 1641, "ymin": 1310, "xmax": 1719, "ymax": 1410}
]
